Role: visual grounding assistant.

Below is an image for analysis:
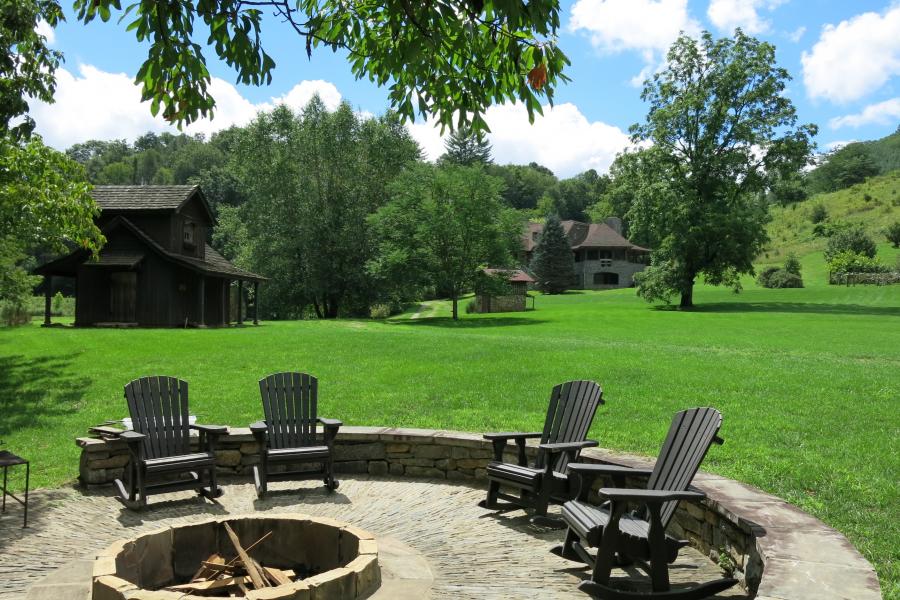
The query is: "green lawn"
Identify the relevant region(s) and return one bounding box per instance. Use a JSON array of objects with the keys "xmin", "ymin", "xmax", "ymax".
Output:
[{"xmin": 1, "ymin": 272, "xmax": 898, "ymax": 597}]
